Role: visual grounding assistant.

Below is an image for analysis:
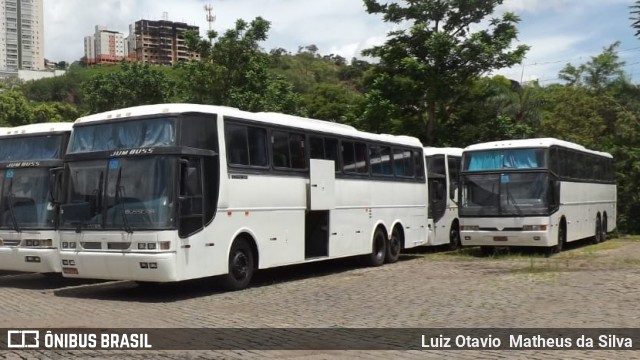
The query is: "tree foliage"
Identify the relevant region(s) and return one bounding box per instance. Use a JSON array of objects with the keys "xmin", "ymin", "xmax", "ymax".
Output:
[
  {"xmin": 361, "ymin": 0, "xmax": 529, "ymax": 144},
  {"xmin": 178, "ymin": 17, "xmax": 300, "ymax": 113},
  {"xmin": 82, "ymin": 61, "xmax": 175, "ymax": 113},
  {"xmin": 0, "ymin": 90, "xmax": 33, "ymax": 126},
  {"xmin": 559, "ymin": 42, "xmax": 626, "ymax": 91}
]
